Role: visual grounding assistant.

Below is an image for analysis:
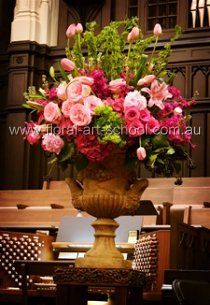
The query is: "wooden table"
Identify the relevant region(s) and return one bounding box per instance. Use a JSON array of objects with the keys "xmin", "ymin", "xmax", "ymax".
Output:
[{"xmin": 54, "ymin": 268, "xmax": 146, "ymax": 305}]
